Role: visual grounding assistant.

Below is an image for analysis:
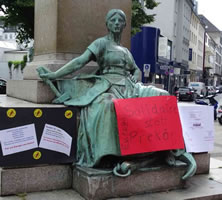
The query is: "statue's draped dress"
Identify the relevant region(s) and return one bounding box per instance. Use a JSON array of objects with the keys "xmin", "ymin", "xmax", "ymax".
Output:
[{"xmin": 56, "ymin": 36, "xmax": 169, "ymax": 167}]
